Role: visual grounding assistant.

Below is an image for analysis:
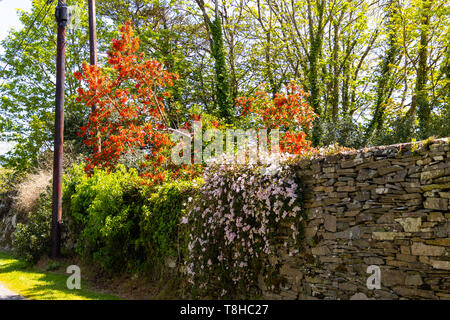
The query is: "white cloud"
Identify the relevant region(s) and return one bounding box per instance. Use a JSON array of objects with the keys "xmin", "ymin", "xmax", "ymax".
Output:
[
  {"xmin": 0, "ymin": 141, "xmax": 15, "ymax": 155},
  {"xmin": 0, "ymin": 0, "xmax": 33, "ymax": 42}
]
